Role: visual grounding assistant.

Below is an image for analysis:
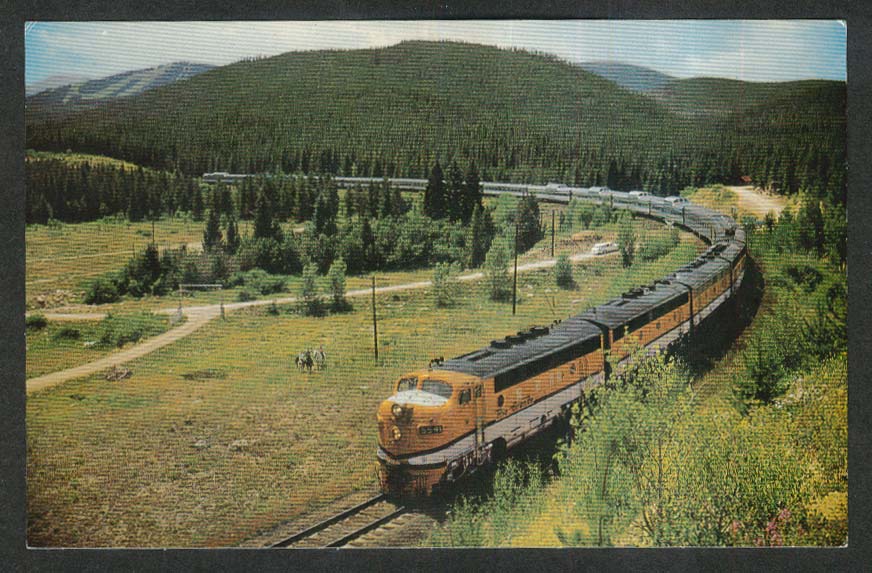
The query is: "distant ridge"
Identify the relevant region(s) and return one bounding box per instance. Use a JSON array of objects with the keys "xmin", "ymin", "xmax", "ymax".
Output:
[
  {"xmin": 577, "ymin": 62, "xmax": 674, "ymax": 93},
  {"xmin": 26, "ymin": 61, "xmax": 216, "ymax": 115},
  {"xmin": 26, "ymin": 74, "xmax": 92, "ymax": 97}
]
